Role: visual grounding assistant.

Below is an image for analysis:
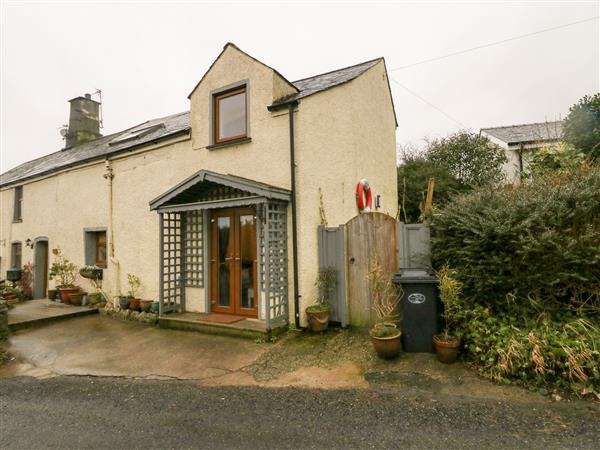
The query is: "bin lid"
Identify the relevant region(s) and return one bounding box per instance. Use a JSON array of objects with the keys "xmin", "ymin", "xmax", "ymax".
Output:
[{"xmin": 393, "ymin": 269, "xmax": 437, "ymax": 284}]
